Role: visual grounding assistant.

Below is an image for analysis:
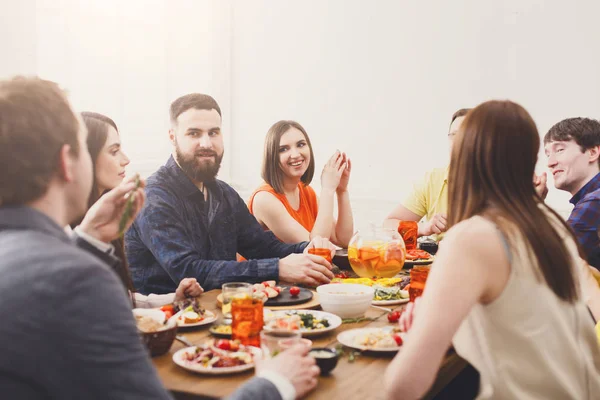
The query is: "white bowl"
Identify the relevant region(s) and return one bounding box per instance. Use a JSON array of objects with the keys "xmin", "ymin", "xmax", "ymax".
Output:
[
  {"xmin": 132, "ymin": 308, "xmax": 167, "ymax": 324},
  {"xmin": 317, "ymin": 284, "xmax": 374, "ymax": 318}
]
